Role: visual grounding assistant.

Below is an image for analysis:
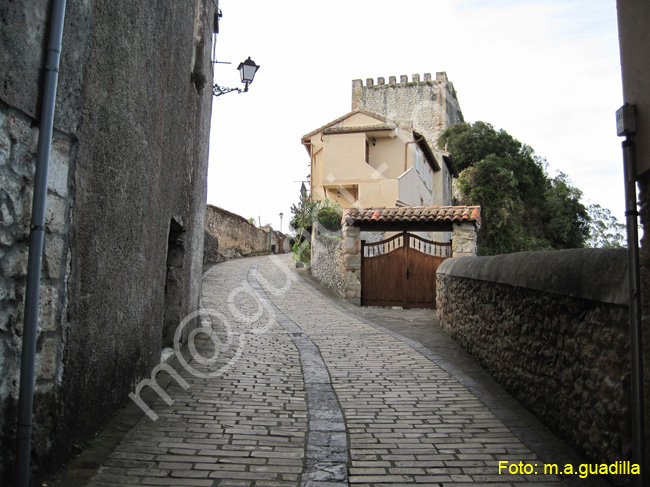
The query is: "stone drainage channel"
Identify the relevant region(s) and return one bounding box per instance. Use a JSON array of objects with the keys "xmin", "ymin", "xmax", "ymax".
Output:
[{"xmin": 247, "ymin": 263, "xmax": 349, "ymax": 487}]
